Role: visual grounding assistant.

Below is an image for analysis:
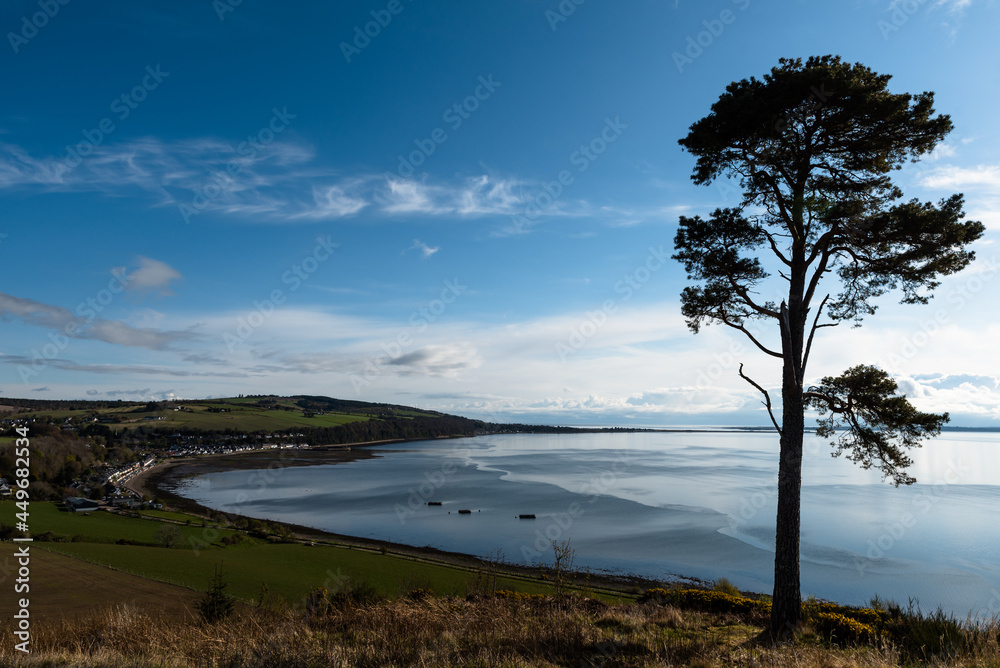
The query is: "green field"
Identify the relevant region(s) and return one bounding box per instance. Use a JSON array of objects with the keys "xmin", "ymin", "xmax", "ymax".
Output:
[
  {"xmin": 4, "ymin": 500, "xmax": 238, "ymax": 544},
  {"xmin": 15, "ymin": 402, "xmax": 372, "ymax": 433},
  {"xmin": 12, "ymin": 502, "xmax": 605, "ymax": 608},
  {"xmin": 138, "ymin": 508, "xmax": 212, "ymax": 523},
  {"xmin": 39, "ymin": 541, "xmax": 557, "ymax": 604},
  {"xmin": 127, "ymin": 406, "xmax": 371, "ymax": 431}
]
